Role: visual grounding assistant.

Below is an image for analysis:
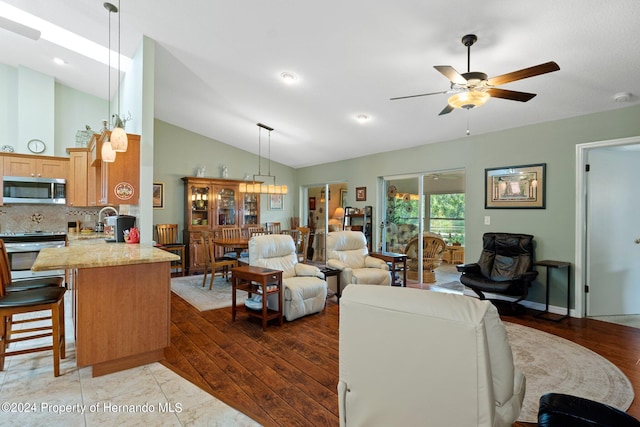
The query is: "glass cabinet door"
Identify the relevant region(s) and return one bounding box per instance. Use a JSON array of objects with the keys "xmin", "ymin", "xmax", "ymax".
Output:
[
  {"xmin": 190, "ymin": 185, "xmax": 210, "ymax": 227},
  {"xmin": 242, "ymin": 193, "xmax": 259, "ymax": 226},
  {"xmin": 216, "ymin": 187, "xmax": 236, "ymax": 226}
]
